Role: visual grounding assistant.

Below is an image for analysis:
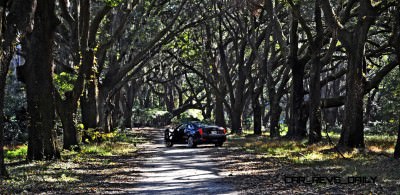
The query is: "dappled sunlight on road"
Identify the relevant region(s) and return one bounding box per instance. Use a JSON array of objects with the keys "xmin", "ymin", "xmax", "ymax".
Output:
[{"xmin": 130, "ymin": 128, "xmax": 236, "ymax": 195}]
